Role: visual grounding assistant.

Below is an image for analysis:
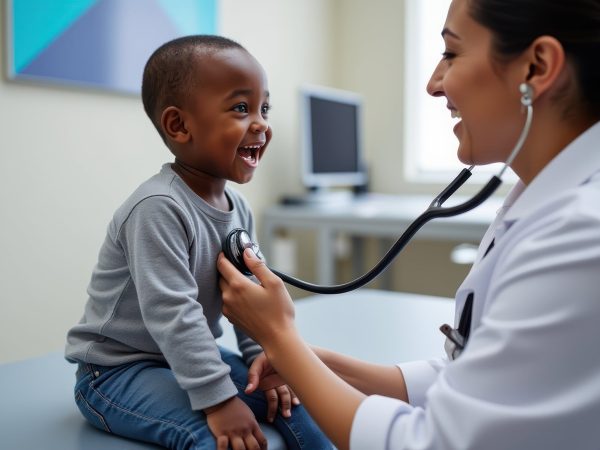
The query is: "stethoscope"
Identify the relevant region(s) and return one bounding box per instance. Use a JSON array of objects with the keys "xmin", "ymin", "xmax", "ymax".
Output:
[{"xmin": 223, "ymin": 83, "xmax": 534, "ymax": 295}]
